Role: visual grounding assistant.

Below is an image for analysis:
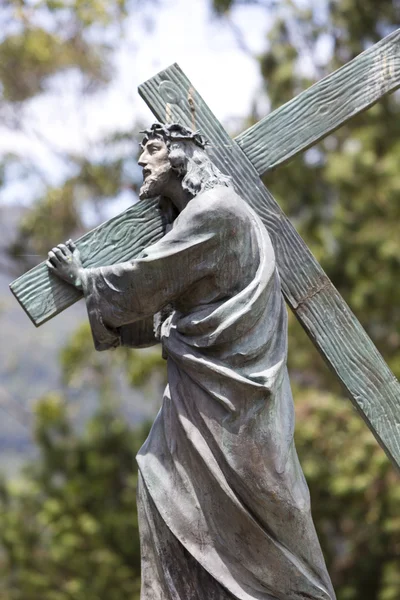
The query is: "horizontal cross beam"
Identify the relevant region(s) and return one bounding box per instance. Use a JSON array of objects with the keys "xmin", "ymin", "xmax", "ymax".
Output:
[
  {"xmin": 10, "ymin": 199, "xmax": 165, "ymax": 326},
  {"xmin": 10, "ymin": 28, "xmax": 400, "ymax": 325},
  {"xmin": 238, "ymin": 27, "xmax": 400, "ymax": 174}
]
